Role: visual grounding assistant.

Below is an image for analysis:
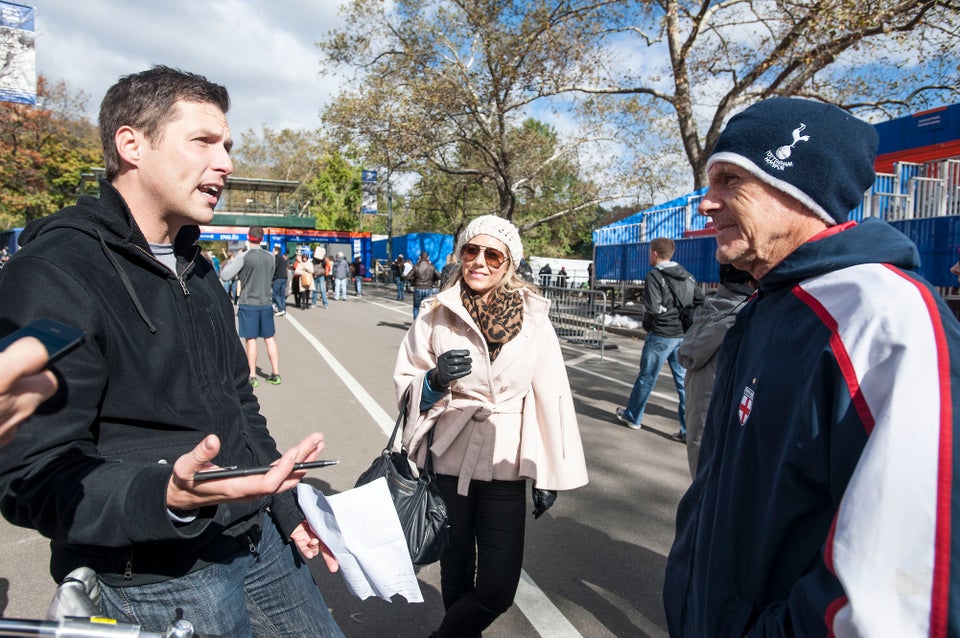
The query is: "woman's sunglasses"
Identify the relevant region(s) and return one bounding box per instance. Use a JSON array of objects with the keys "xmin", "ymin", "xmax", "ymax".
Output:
[{"xmin": 460, "ymin": 243, "xmax": 508, "ymax": 269}]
